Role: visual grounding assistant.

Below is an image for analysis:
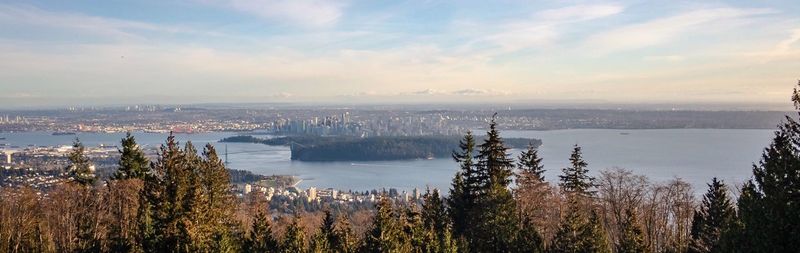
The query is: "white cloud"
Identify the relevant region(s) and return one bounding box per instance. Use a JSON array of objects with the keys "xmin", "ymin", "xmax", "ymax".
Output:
[
  {"xmin": 537, "ymin": 4, "xmax": 624, "ymax": 22},
  {"xmin": 585, "ymin": 7, "xmax": 775, "ymax": 53},
  {"xmin": 223, "ymin": 0, "xmax": 346, "ymax": 27}
]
